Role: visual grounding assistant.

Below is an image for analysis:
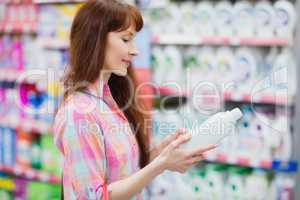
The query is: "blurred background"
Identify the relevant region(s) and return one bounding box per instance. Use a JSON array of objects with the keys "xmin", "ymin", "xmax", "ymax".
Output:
[{"xmin": 0, "ymin": 0, "xmax": 300, "ymax": 199}]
